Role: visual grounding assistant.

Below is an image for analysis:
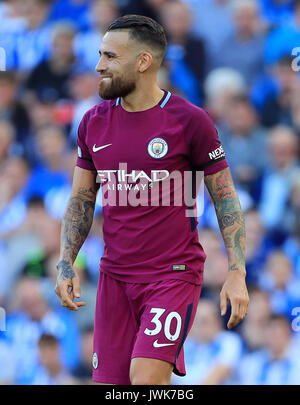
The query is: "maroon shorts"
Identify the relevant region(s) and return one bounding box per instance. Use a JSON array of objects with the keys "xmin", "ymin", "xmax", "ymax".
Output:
[{"xmin": 92, "ymin": 272, "xmax": 202, "ymax": 384}]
